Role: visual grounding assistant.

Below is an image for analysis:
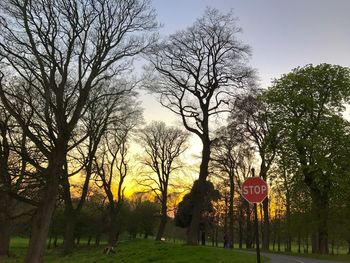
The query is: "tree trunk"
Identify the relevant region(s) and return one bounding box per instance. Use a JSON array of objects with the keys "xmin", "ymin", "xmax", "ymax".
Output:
[
  {"xmin": 272, "ymin": 228, "xmax": 275, "ymax": 252},
  {"xmin": 156, "ymin": 215, "xmax": 167, "ymax": 241},
  {"xmin": 187, "ymin": 192, "xmax": 203, "ymax": 244},
  {"xmin": 245, "ymin": 202, "xmax": 252, "ymax": 249},
  {"xmin": 76, "ymin": 235, "xmax": 80, "ymax": 246},
  {"xmin": 211, "ymin": 228, "xmax": 215, "ymax": 247},
  {"xmin": 95, "ymin": 234, "xmax": 100, "ymax": 246},
  {"xmin": 317, "ymin": 195, "xmax": 329, "ymax": 254},
  {"xmin": 24, "ymin": 174, "xmax": 59, "ymax": 263},
  {"xmin": 47, "ymin": 236, "xmax": 52, "ymax": 250},
  {"xmin": 63, "ymin": 210, "xmax": 77, "ymax": 255},
  {"xmin": 331, "ymin": 239, "xmax": 334, "ymax": 255},
  {"xmin": 300, "ymin": 151, "xmax": 329, "ymax": 255},
  {"xmin": 262, "ymin": 197, "xmax": 269, "ymax": 250},
  {"xmin": 310, "ymin": 190, "xmax": 329, "ymax": 254},
  {"xmin": 0, "ymin": 195, "xmax": 11, "ymax": 257},
  {"xmin": 317, "ymin": 215, "xmax": 328, "ymax": 254},
  {"xmin": 311, "ymin": 232, "xmax": 318, "ymax": 254},
  {"xmin": 228, "ymin": 173, "xmax": 234, "ymax": 249},
  {"xmin": 223, "ymin": 195, "xmax": 228, "ymax": 235},
  {"xmin": 107, "ymin": 210, "xmax": 118, "ymax": 247},
  {"xmin": 238, "ymin": 202, "xmax": 243, "ymax": 249},
  {"xmin": 0, "ymin": 218, "xmax": 10, "ymax": 257},
  {"xmin": 285, "ymin": 194, "xmax": 291, "ymax": 252},
  {"xmin": 277, "ymin": 216, "xmax": 281, "ymax": 252},
  {"xmin": 201, "ymin": 231, "xmax": 205, "ymax": 246},
  {"xmin": 187, "ymin": 139, "xmax": 211, "ymax": 245},
  {"xmin": 156, "ymin": 198, "xmax": 168, "ymax": 241},
  {"xmin": 53, "ymin": 235, "xmax": 58, "ymax": 247}
]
